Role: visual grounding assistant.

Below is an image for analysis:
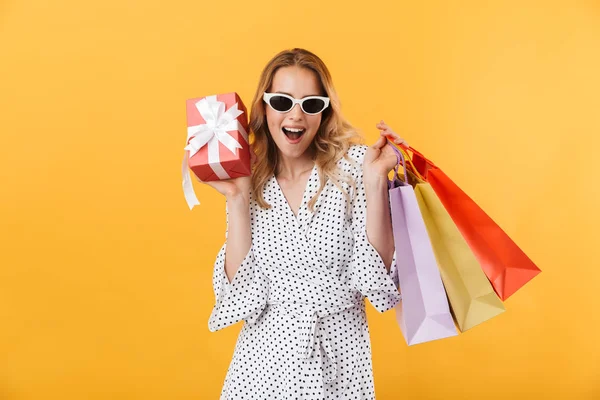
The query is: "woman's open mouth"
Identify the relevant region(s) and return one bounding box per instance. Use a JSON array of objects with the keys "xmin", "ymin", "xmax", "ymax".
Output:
[{"xmin": 282, "ymin": 127, "xmax": 306, "ymax": 144}]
